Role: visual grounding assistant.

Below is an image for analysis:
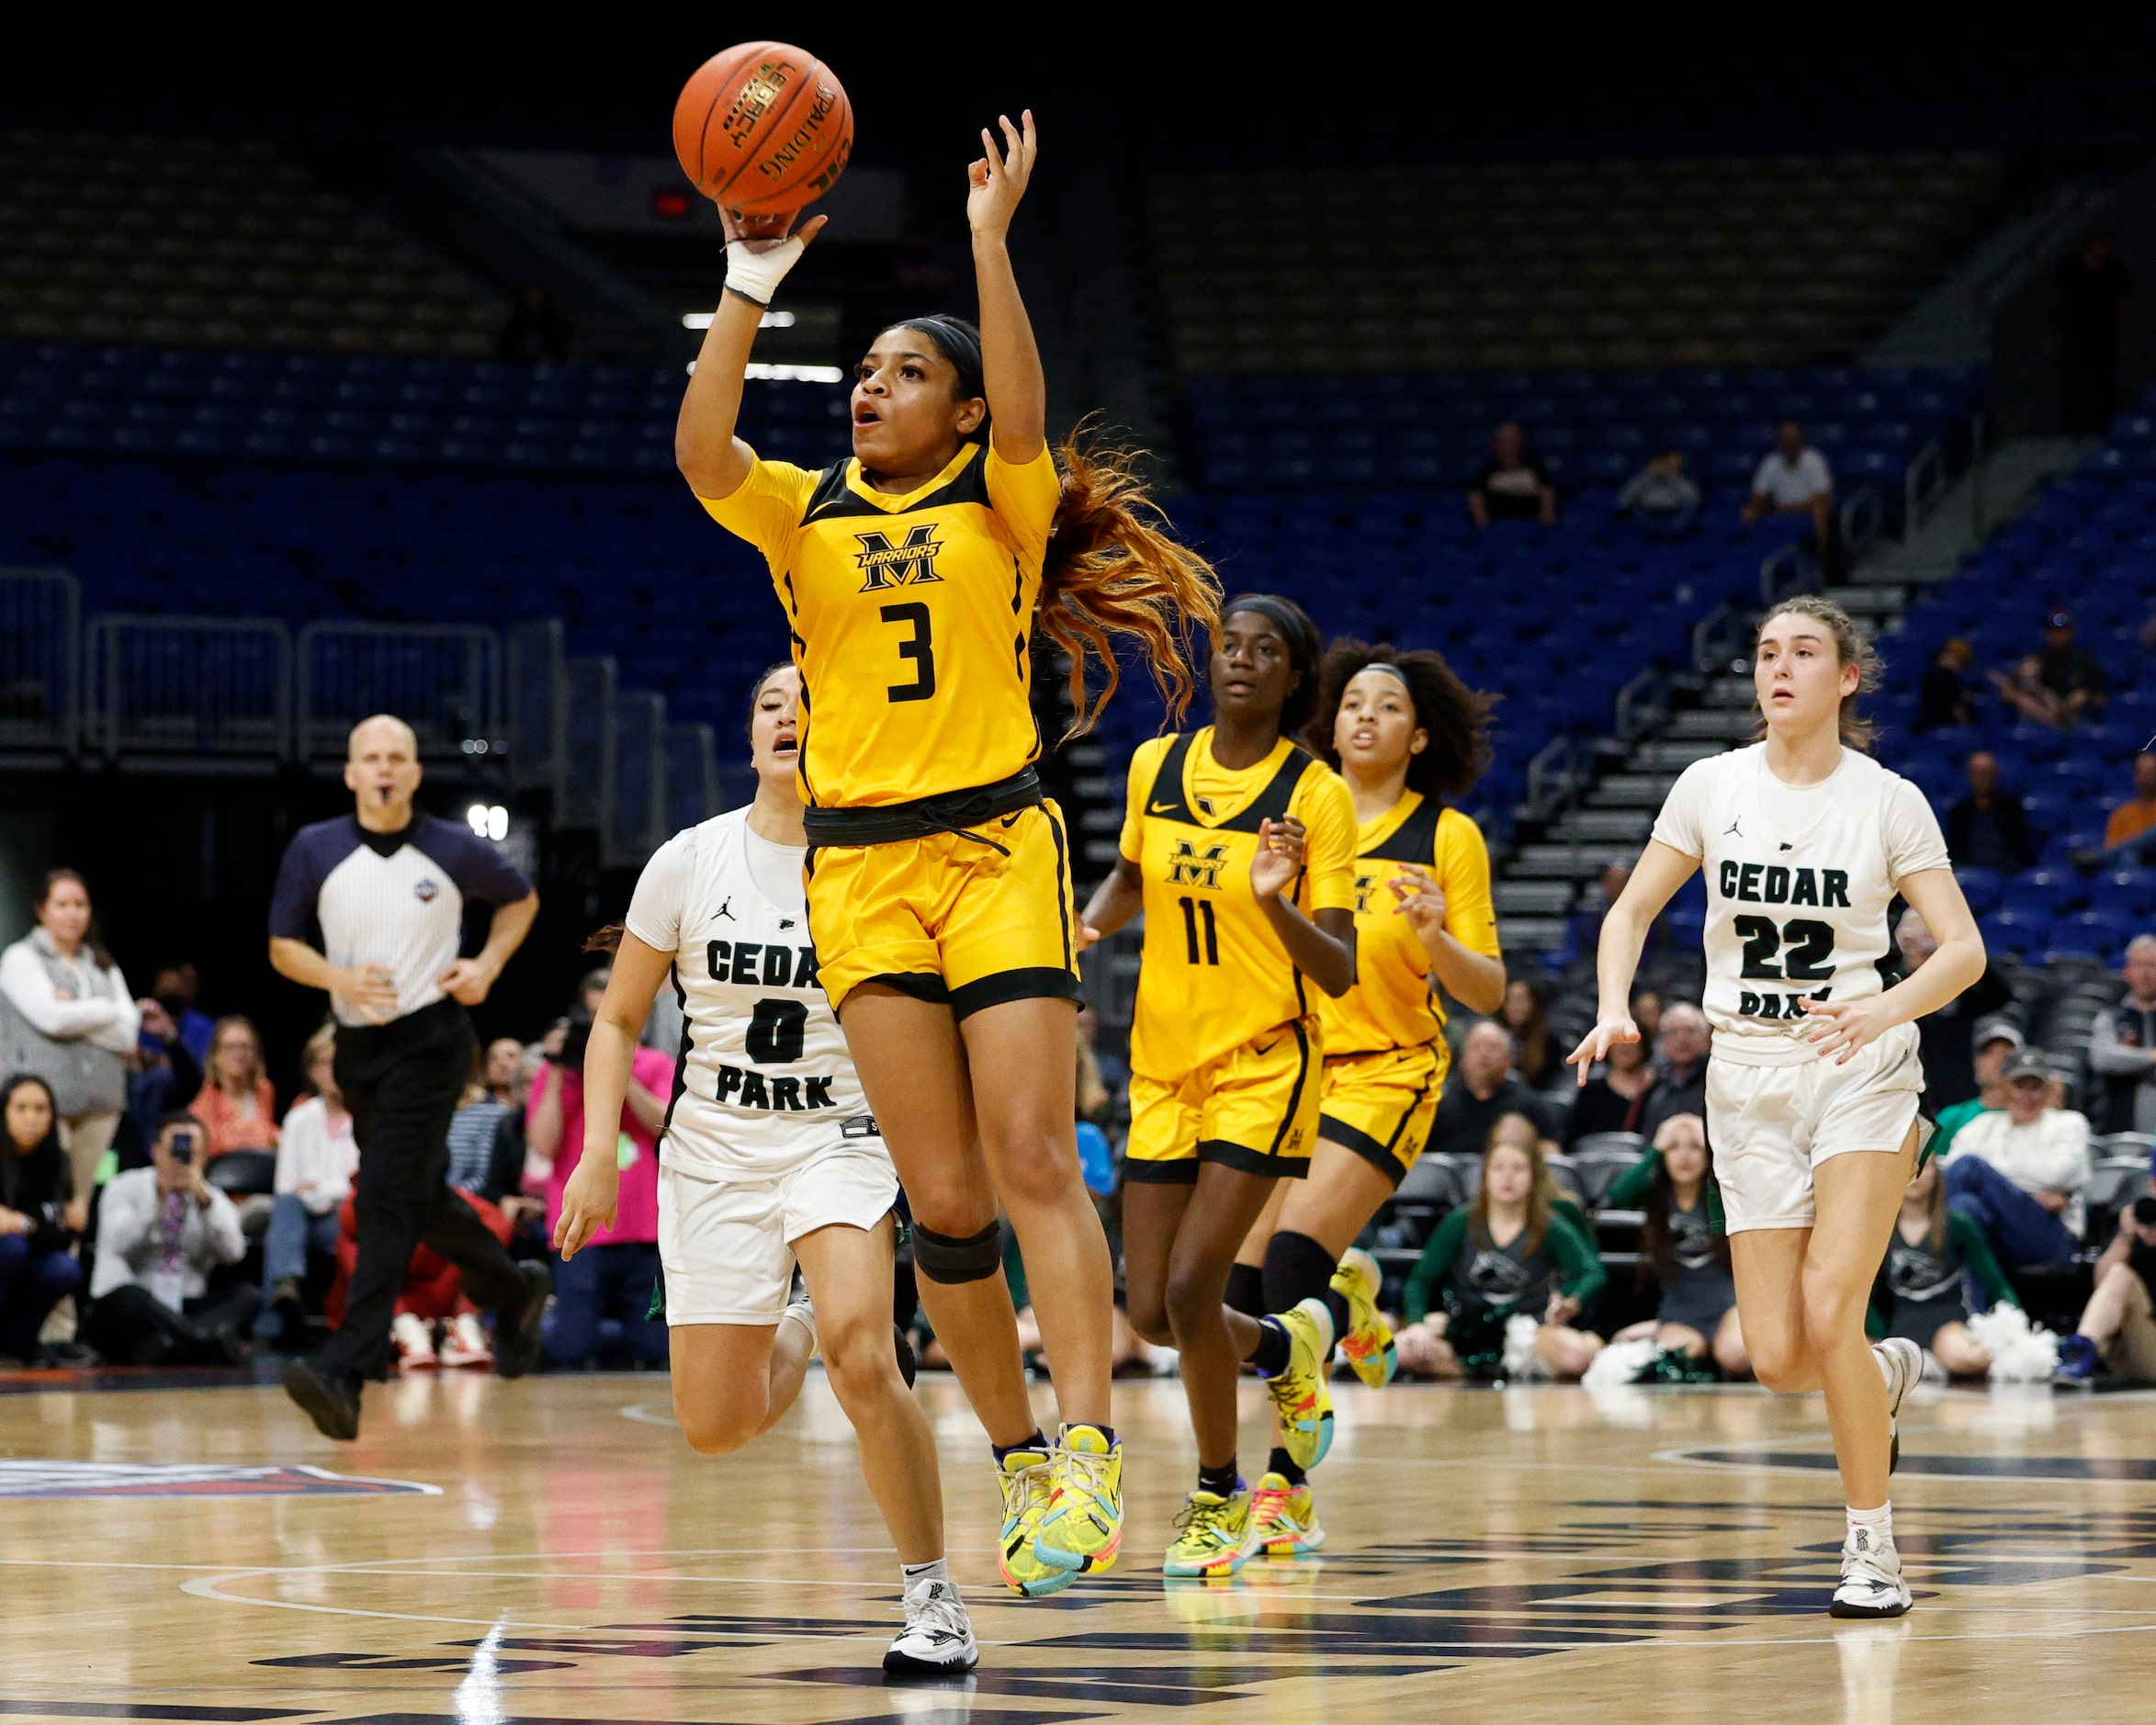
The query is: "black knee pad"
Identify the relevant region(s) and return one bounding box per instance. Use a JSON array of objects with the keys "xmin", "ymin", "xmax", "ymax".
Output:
[
  {"xmin": 1225, "ymin": 1261, "xmax": 1267, "ymax": 1318},
  {"xmin": 911, "ymin": 1219, "xmax": 1003, "ymax": 1285},
  {"xmin": 1262, "ymin": 1229, "xmax": 1338, "ymax": 1313}
]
